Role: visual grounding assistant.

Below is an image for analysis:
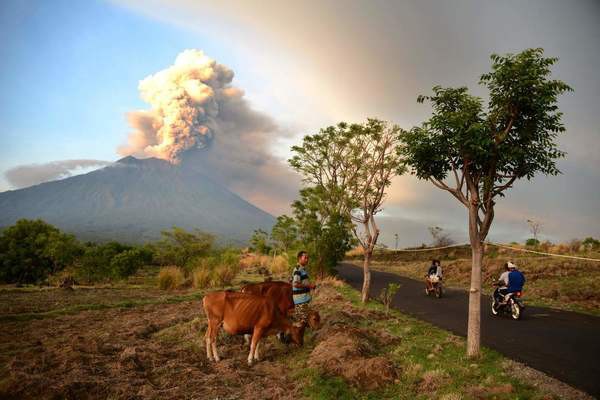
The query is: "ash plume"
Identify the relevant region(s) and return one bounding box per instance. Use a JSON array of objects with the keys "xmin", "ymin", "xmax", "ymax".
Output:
[{"xmin": 119, "ymin": 49, "xmax": 299, "ymax": 214}]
